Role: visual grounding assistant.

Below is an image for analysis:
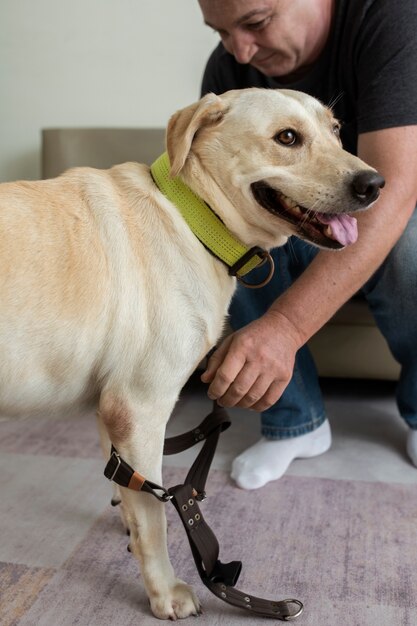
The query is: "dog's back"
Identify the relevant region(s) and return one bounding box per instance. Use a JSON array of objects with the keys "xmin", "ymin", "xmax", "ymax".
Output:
[
  {"xmin": 0, "ymin": 172, "xmax": 111, "ymax": 413},
  {"xmin": 0, "ymin": 163, "xmax": 227, "ymax": 415}
]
